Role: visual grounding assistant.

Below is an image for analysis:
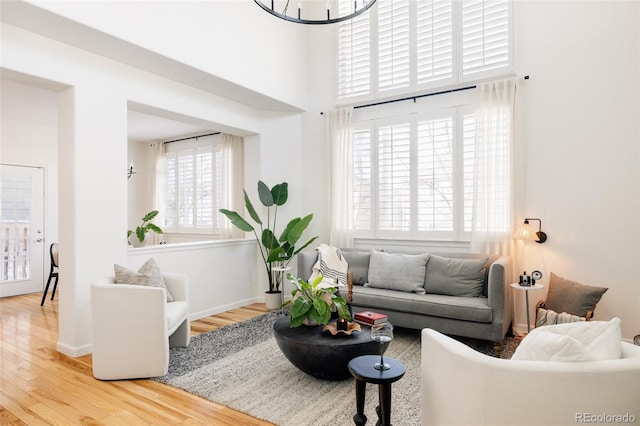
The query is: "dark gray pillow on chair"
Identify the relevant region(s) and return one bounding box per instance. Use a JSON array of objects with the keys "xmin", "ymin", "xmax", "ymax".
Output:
[{"xmin": 544, "ymin": 272, "xmax": 608, "ymax": 317}]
